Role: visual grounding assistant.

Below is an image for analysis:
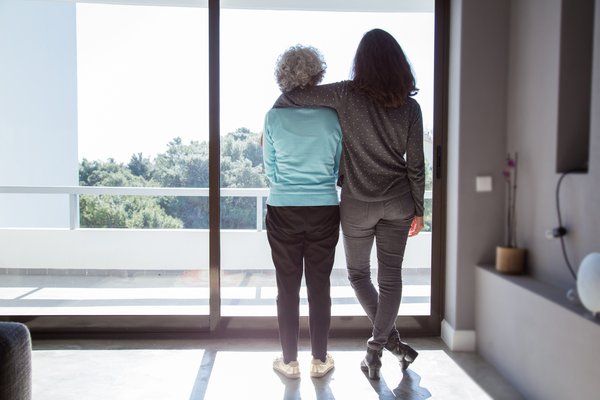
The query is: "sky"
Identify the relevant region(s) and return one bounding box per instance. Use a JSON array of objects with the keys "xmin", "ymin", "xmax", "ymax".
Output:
[{"xmin": 76, "ymin": 4, "xmax": 434, "ymax": 163}]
